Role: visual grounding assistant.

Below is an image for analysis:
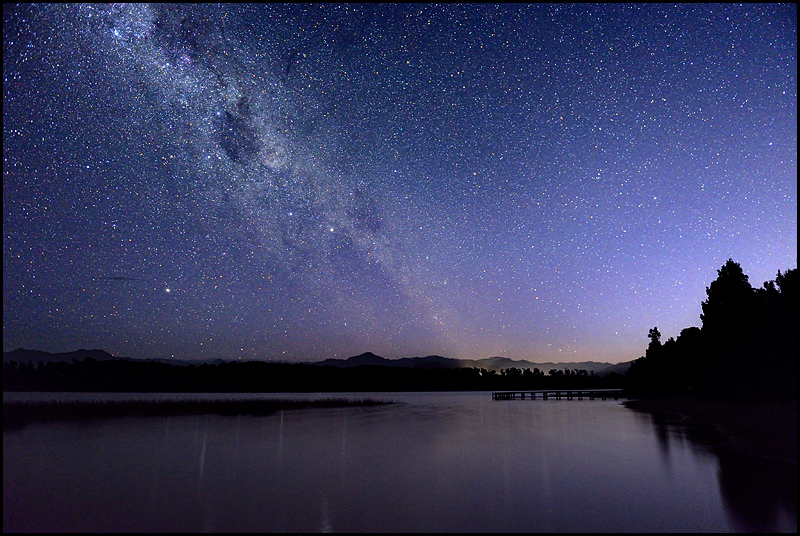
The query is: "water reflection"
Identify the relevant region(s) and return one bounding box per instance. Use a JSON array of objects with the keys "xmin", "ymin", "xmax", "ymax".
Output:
[
  {"xmin": 3, "ymin": 392, "xmax": 797, "ymax": 532},
  {"xmin": 630, "ymin": 407, "xmax": 797, "ymax": 533}
]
